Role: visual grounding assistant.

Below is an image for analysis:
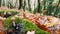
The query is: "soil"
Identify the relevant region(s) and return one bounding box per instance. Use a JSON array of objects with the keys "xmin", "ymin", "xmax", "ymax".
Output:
[{"xmin": 0, "ymin": 21, "xmax": 5, "ymax": 34}]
